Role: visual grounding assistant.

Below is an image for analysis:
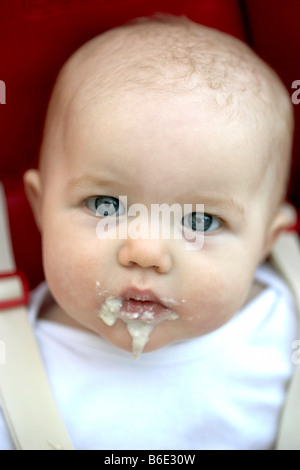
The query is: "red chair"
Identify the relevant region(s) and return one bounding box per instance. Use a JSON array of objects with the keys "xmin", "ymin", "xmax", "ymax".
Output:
[
  {"xmin": 1, "ymin": 0, "xmax": 299, "ymax": 290},
  {"xmin": 0, "ymin": 0, "xmax": 300, "ymax": 450}
]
